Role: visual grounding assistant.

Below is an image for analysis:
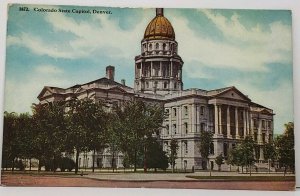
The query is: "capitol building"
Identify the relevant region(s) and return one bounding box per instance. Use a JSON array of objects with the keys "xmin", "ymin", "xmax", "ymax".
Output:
[{"xmin": 38, "ymin": 8, "xmax": 274, "ymax": 170}]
